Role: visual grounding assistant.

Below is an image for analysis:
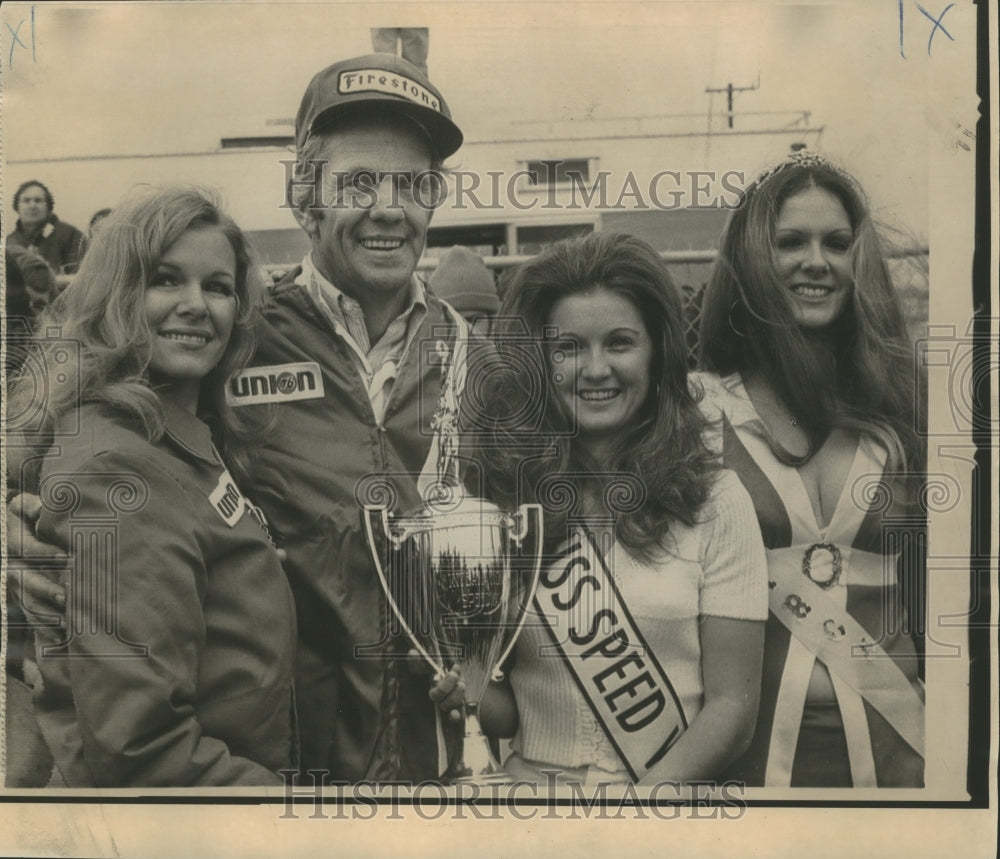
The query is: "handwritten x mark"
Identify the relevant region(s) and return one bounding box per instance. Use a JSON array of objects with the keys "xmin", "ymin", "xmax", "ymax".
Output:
[
  {"xmin": 917, "ymin": 3, "xmax": 956, "ymax": 55},
  {"xmin": 6, "ymin": 19, "xmax": 28, "ymax": 67}
]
